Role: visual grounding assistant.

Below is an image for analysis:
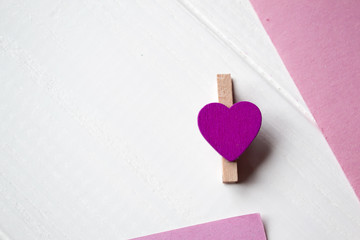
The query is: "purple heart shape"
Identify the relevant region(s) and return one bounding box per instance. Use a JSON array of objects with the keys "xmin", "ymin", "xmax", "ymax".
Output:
[{"xmin": 198, "ymin": 102, "xmax": 262, "ymax": 161}]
